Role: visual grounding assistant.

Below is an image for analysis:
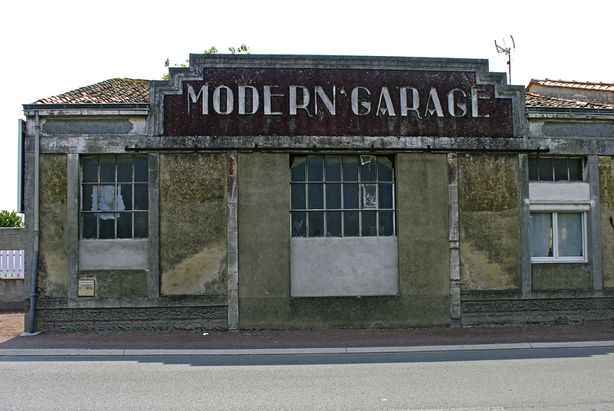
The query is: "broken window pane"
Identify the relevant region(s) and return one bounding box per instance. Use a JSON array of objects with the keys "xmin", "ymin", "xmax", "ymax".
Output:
[
  {"xmin": 360, "ymin": 155, "xmax": 377, "ymax": 182},
  {"xmin": 292, "ymin": 212, "xmax": 306, "ymax": 237},
  {"xmin": 120, "ymin": 185, "xmax": 132, "ymax": 210},
  {"xmin": 308, "ymin": 212, "xmax": 324, "ymax": 237},
  {"xmin": 99, "ymin": 217, "xmax": 115, "ymax": 239},
  {"xmin": 362, "ymin": 184, "xmax": 377, "ymax": 209},
  {"xmin": 307, "ymin": 156, "xmax": 324, "ymax": 182},
  {"xmin": 326, "ymin": 211, "xmax": 342, "ymax": 237}
]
